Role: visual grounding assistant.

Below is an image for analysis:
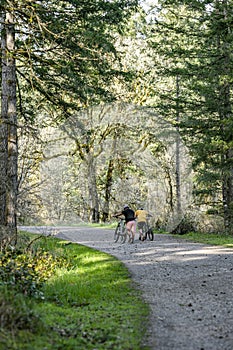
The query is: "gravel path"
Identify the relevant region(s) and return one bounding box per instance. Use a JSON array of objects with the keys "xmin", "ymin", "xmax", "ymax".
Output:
[{"xmin": 20, "ymin": 226, "xmax": 233, "ymax": 350}]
